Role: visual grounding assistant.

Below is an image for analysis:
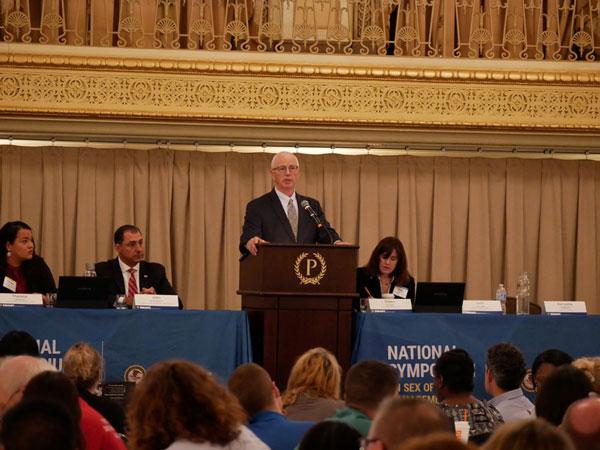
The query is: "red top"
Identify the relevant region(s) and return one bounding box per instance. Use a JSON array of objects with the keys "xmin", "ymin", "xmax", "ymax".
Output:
[
  {"xmin": 79, "ymin": 398, "xmax": 126, "ymax": 450},
  {"xmin": 7, "ymin": 265, "xmax": 28, "ymax": 293}
]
